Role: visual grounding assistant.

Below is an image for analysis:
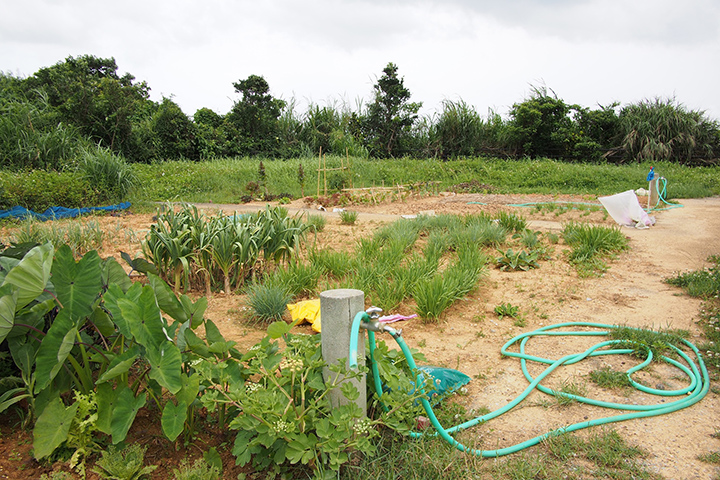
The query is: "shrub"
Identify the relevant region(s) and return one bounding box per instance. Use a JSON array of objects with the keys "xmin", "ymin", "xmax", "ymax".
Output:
[
  {"xmin": 245, "ymin": 283, "xmax": 292, "ymax": 324},
  {"xmin": 76, "ymin": 146, "xmax": 137, "ymax": 202},
  {"xmin": 0, "ymin": 169, "xmax": 98, "ymax": 211}
]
